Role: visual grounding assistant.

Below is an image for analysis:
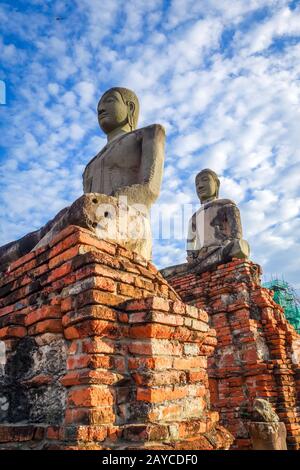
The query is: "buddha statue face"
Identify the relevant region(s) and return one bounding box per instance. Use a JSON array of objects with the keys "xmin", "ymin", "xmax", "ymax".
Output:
[
  {"xmin": 195, "ymin": 170, "xmax": 219, "ymax": 204},
  {"xmin": 97, "ymin": 87, "xmax": 139, "ymax": 137}
]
